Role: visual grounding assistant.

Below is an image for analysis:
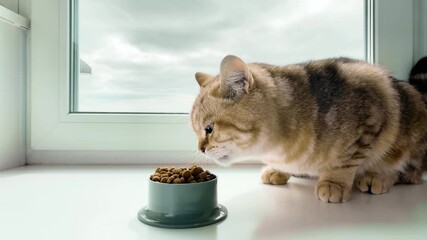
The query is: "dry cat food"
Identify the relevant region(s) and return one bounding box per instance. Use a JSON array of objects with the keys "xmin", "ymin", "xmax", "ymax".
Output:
[{"xmin": 150, "ymin": 165, "xmax": 216, "ymax": 183}]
